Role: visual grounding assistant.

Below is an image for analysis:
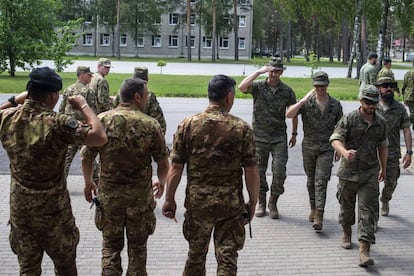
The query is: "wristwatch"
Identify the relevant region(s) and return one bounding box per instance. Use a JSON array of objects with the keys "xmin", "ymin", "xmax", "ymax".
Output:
[
  {"xmin": 407, "ymin": 150, "xmax": 413, "ymax": 155},
  {"xmin": 8, "ymin": 96, "xmax": 18, "ymax": 107}
]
